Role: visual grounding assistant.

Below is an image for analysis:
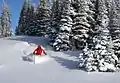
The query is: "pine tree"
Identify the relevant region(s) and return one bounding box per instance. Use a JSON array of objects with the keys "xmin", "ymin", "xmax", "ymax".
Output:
[
  {"xmin": 39, "ymin": 0, "xmax": 51, "ymax": 36},
  {"xmin": 114, "ymin": 0, "xmax": 120, "ymax": 14},
  {"xmin": 26, "ymin": 3, "xmax": 37, "ymax": 36},
  {"xmin": 1, "ymin": 0, "xmax": 11, "ymax": 37},
  {"xmin": 15, "ymin": 26, "xmax": 19, "ymax": 35},
  {"xmin": 71, "ymin": 0, "xmax": 95, "ymax": 50},
  {"xmin": 109, "ymin": 0, "xmax": 120, "ymax": 68},
  {"xmin": 106, "ymin": 0, "xmax": 112, "ymax": 14},
  {"xmin": 17, "ymin": 0, "xmax": 32, "ymax": 35},
  {"xmin": 30, "ymin": 0, "xmax": 51, "ymax": 36},
  {"xmin": 78, "ymin": 0, "xmax": 118, "ymax": 72},
  {"xmin": 49, "ymin": 0, "xmax": 62, "ymax": 46},
  {"xmin": 0, "ymin": 17, "xmax": 2, "ymax": 36},
  {"xmin": 24, "ymin": 0, "xmax": 35, "ymax": 35},
  {"xmin": 52, "ymin": 0, "xmax": 74, "ymax": 51}
]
